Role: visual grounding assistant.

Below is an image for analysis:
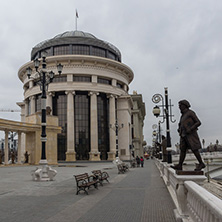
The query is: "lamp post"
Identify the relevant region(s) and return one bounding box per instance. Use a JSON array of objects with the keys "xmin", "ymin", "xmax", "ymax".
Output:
[
  {"xmin": 26, "ymin": 51, "xmax": 63, "ymax": 180},
  {"xmin": 110, "ymin": 119, "xmax": 124, "ymax": 158},
  {"xmin": 152, "ymin": 87, "xmax": 175, "ymax": 163}
]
